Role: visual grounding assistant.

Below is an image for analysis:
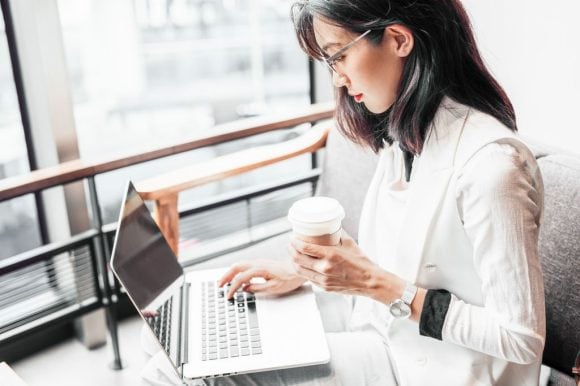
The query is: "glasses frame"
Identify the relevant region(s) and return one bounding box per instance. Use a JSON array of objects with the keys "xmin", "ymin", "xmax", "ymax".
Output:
[{"xmin": 322, "ymin": 29, "xmax": 372, "ymax": 73}]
